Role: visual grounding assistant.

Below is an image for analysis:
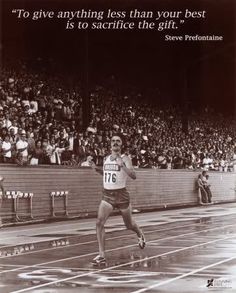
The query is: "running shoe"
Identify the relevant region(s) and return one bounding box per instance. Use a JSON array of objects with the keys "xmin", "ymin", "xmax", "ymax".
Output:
[
  {"xmin": 91, "ymin": 255, "xmax": 106, "ymax": 266},
  {"xmin": 138, "ymin": 233, "xmax": 146, "ymax": 249}
]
